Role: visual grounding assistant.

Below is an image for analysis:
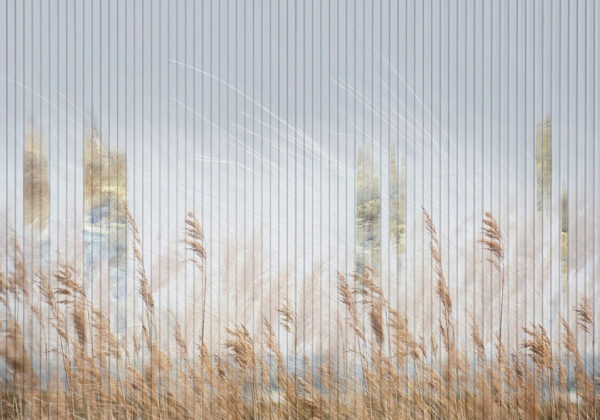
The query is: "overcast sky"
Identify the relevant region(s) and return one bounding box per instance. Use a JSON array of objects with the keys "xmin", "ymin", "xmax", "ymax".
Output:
[{"xmin": 1, "ymin": 2, "xmax": 599, "ymax": 342}]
